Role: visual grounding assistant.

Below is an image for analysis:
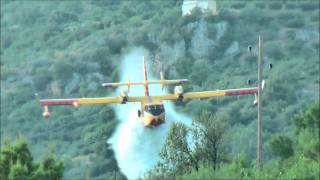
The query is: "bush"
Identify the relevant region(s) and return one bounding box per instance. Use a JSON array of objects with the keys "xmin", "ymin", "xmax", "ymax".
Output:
[
  {"xmin": 105, "ymin": 34, "xmax": 127, "ymax": 54},
  {"xmin": 286, "ymin": 18, "xmax": 305, "ymax": 28},
  {"xmin": 270, "ymin": 135, "xmax": 294, "ymax": 159},
  {"xmin": 181, "ymin": 7, "xmax": 203, "ymax": 25},
  {"xmin": 286, "ymin": 39, "xmax": 304, "ymax": 55},
  {"xmin": 310, "ymin": 13, "xmax": 319, "ymax": 22},
  {"xmin": 12, "ymin": 86, "xmax": 36, "ymax": 106},
  {"xmin": 32, "ymin": 71, "xmax": 52, "ymax": 91},
  {"xmin": 53, "ymin": 60, "xmax": 73, "ymax": 80},
  {"xmin": 0, "ymin": 138, "xmax": 64, "ymax": 180},
  {"xmin": 300, "ymin": 2, "xmax": 319, "ymax": 11},
  {"xmin": 2, "ymin": 35, "xmax": 13, "ymax": 49},
  {"xmin": 74, "ymin": 28, "xmax": 90, "ymax": 41},
  {"xmin": 255, "ymin": 3, "xmax": 266, "ymax": 9},
  {"xmin": 269, "ymin": 2, "xmax": 283, "ymax": 10},
  {"xmin": 265, "ymin": 42, "xmax": 285, "ymax": 60},
  {"xmin": 277, "ymin": 12, "xmax": 294, "ymax": 22},
  {"xmin": 239, "ymin": 8, "xmax": 272, "ymax": 26},
  {"xmin": 231, "ymin": 3, "xmax": 246, "ymax": 9},
  {"xmin": 285, "ymin": 3, "xmax": 297, "ymax": 10},
  {"xmin": 41, "ymin": 25, "xmax": 63, "ymax": 41},
  {"xmin": 50, "ymin": 11, "xmax": 79, "ymax": 24},
  {"xmin": 285, "ymin": 30, "xmax": 296, "ymax": 40},
  {"xmin": 19, "ymin": 6, "xmax": 42, "ymax": 25},
  {"xmin": 312, "ymin": 41, "xmax": 319, "ymax": 50},
  {"xmin": 219, "ymin": 10, "xmax": 238, "ymax": 24}
]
